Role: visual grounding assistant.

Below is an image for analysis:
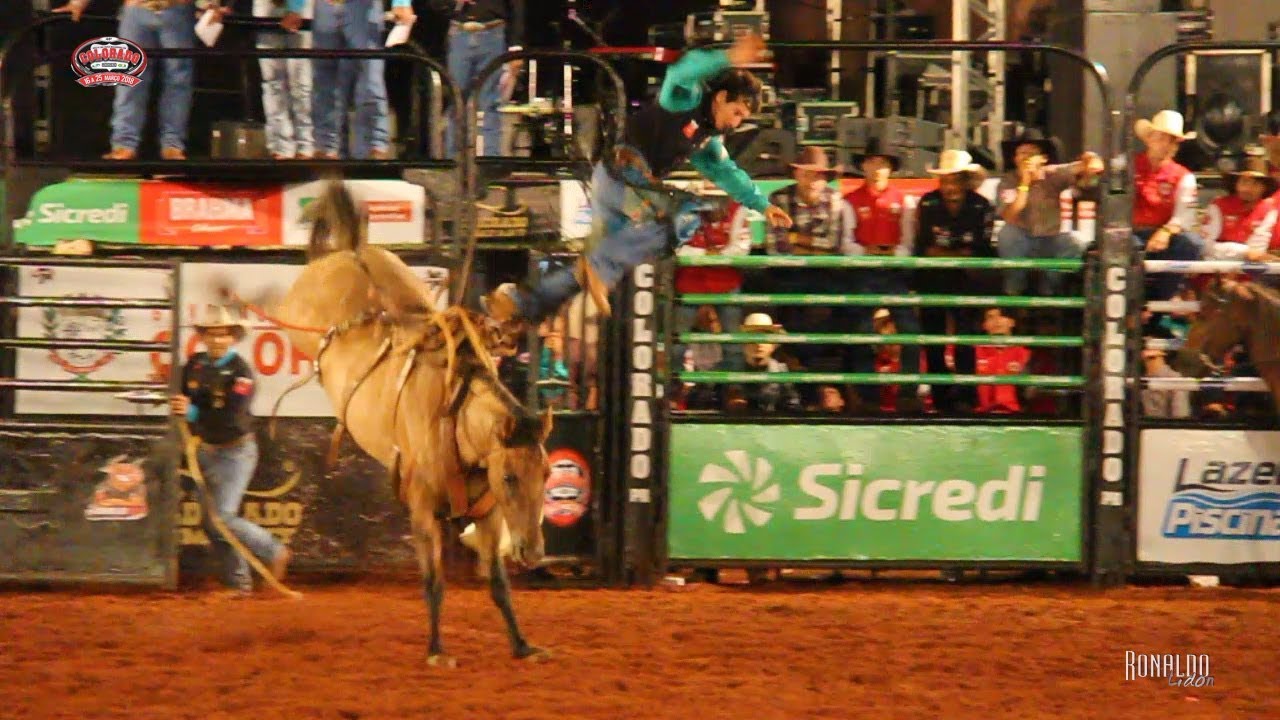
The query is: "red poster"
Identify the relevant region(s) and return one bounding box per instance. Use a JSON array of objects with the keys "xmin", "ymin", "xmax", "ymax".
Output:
[{"xmin": 139, "ymin": 182, "xmax": 283, "ymax": 246}]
